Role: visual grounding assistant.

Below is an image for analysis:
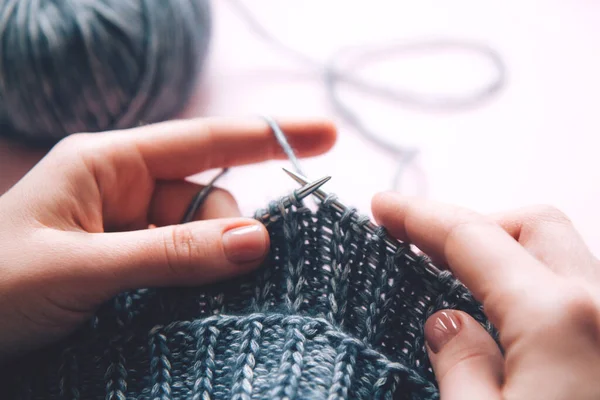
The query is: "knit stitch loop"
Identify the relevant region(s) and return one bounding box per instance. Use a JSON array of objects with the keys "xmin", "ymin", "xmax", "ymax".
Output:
[{"xmin": 7, "ymin": 195, "xmax": 494, "ymax": 400}]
